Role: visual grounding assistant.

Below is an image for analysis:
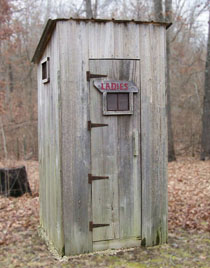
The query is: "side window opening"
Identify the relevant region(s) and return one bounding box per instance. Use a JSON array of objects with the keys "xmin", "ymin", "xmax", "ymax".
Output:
[{"xmin": 41, "ymin": 57, "xmax": 50, "ymax": 84}]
